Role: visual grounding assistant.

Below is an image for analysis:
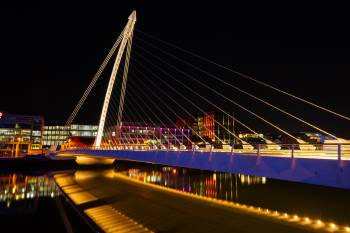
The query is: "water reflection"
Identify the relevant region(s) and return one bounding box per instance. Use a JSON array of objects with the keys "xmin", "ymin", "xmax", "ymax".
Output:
[
  {"xmin": 113, "ymin": 163, "xmax": 350, "ymax": 226},
  {"xmin": 0, "ymin": 174, "xmax": 60, "ymax": 210},
  {"xmin": 115, "ymin": 166, "xmax": 266, "ymax": 202}
]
